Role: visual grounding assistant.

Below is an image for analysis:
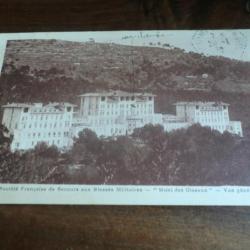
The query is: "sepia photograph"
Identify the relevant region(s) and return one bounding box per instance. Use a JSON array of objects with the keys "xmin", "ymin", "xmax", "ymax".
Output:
[{"xmin": 0, "ymin": 30, "xmax": 250, "ymax": 192}]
